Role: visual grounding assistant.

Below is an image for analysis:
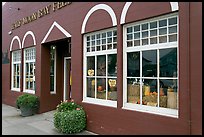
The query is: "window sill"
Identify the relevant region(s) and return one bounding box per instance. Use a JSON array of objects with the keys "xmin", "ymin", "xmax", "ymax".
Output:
[
  {"xmin": 82, "ymin": 97, "xmax": 117, "ymax": 108},
  {"xmin": 123, "ymin": 103, "xmax": 178, "ymax": 118}
]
